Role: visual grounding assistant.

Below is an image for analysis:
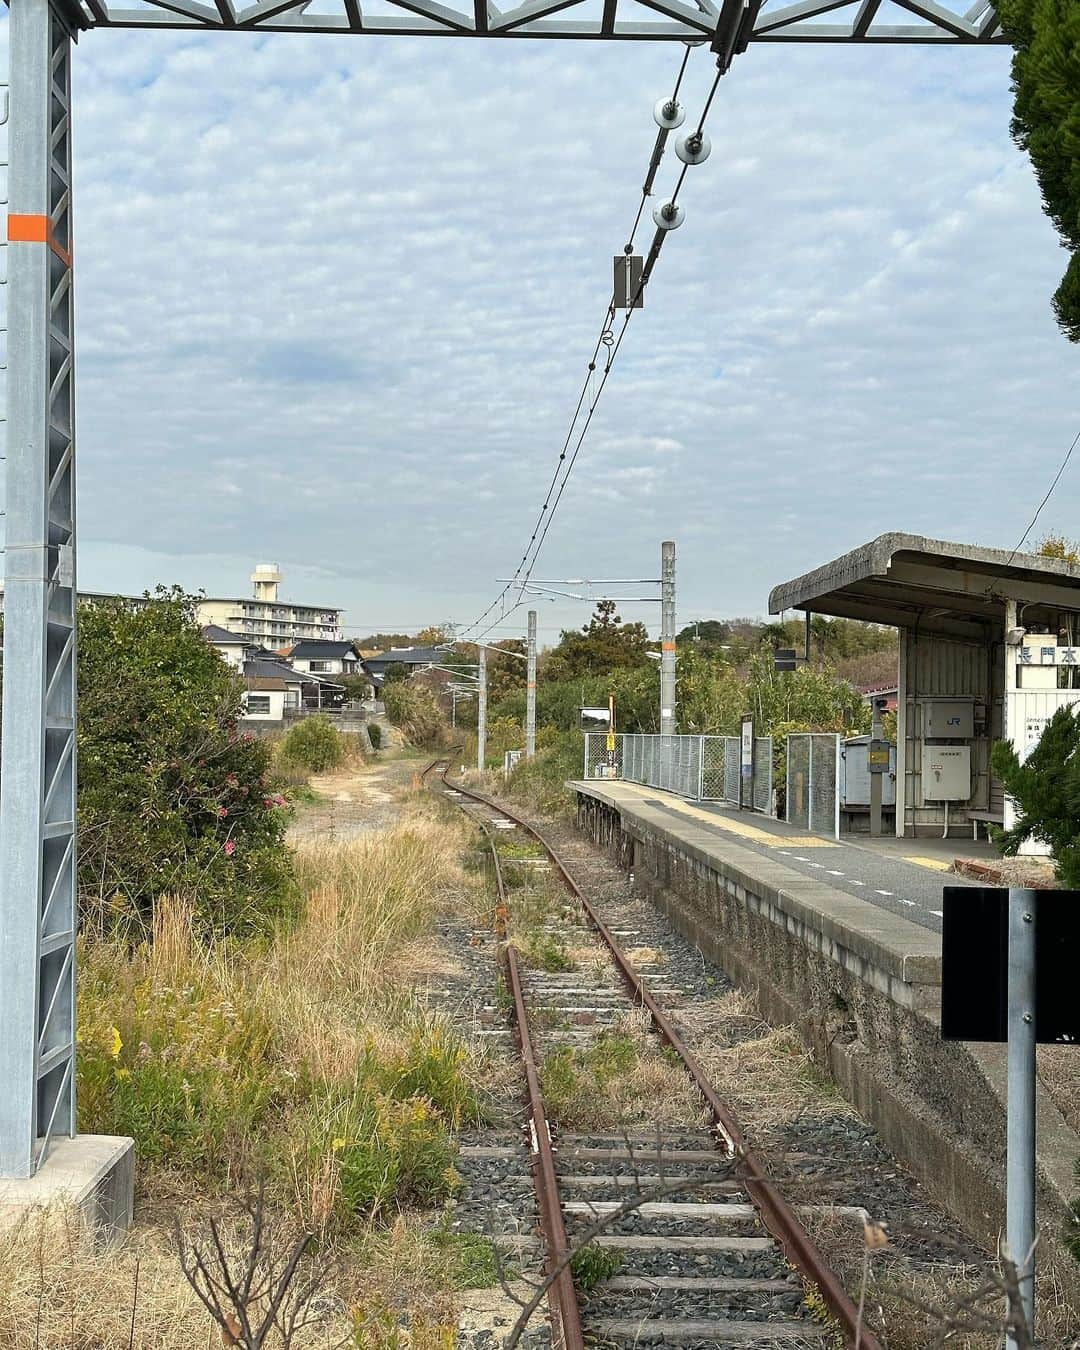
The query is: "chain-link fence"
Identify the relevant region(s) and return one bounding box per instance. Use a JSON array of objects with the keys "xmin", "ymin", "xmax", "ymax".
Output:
[
  {"xmin": 583, "ymin": 731, "xmax": 775, "ymax": 815},
  {"xmin": 620, "ymin": 734, "xmax": 702, "ymax": 797},
  {"xmin": 784, "ymin": 733, "xmax": 839, "ymax": 838},
  {"xmin": 584, "ymin": 732, "xmax": 623, "ymax": 778}
]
